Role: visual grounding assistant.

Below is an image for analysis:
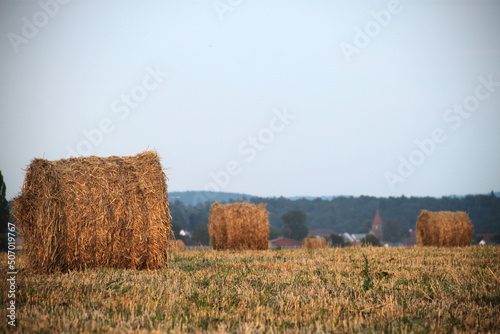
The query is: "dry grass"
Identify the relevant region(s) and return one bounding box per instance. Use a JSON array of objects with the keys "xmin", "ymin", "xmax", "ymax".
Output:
[
  {"xmin": 12, "ymin": 151, "xmax": 172, "ymax": 273},
  {"xmin": 417, "ymin": 210, "xmax": 473, "ymax": 246},
  {"xmin": 209, "ymin": 202, "xmax": 269, "ymax": 250},
  {"xmin": 302, "ymin": 238, "xmax": 327, "ymax": 249},
  {"xmin": 1, "ymin": 246, "xmax": 499, "ymax": 333}
]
